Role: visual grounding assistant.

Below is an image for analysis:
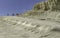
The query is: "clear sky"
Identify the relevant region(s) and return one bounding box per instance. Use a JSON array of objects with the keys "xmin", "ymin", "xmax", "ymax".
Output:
[{"xmin": 0, "ymin": 0, "xmax": 45, "ymax": 16}]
